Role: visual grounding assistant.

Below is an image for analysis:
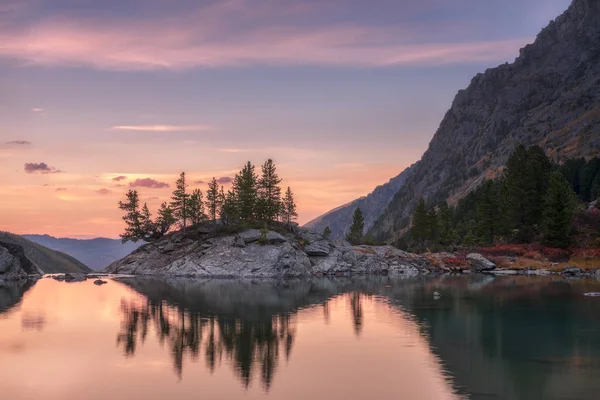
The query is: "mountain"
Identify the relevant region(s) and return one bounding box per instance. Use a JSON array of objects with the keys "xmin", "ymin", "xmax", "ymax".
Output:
[
  {"xmin": 369, "ymin": 0, "xmax": 600, "ymax": 242},
  {"xmin": 304, "ymin": 164, "xmax": 417, "ymax": 240},
  {"xmin": 0, "ymin": 232, "xmax": 91, "ymax": 274},
  {"xmin": 24, "ymin": 235, "xmax": 142, "ymax": 271}
]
